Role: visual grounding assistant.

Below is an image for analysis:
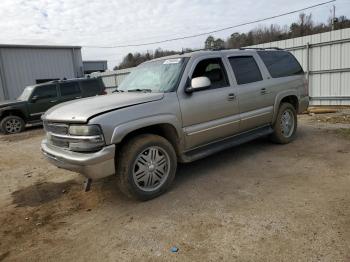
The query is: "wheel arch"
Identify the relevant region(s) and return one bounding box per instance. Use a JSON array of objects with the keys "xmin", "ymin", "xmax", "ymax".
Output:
[
  {"xmin": 111, "ymin": 116, "xmax": 184, "ymax": 157},
  {"xmin": 272, "ymin": 91, "xmax": 299, "ymax": 124},
  {"xmin": 0, "ymin": 109, "xmax": 26, "ymax": 122}
]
